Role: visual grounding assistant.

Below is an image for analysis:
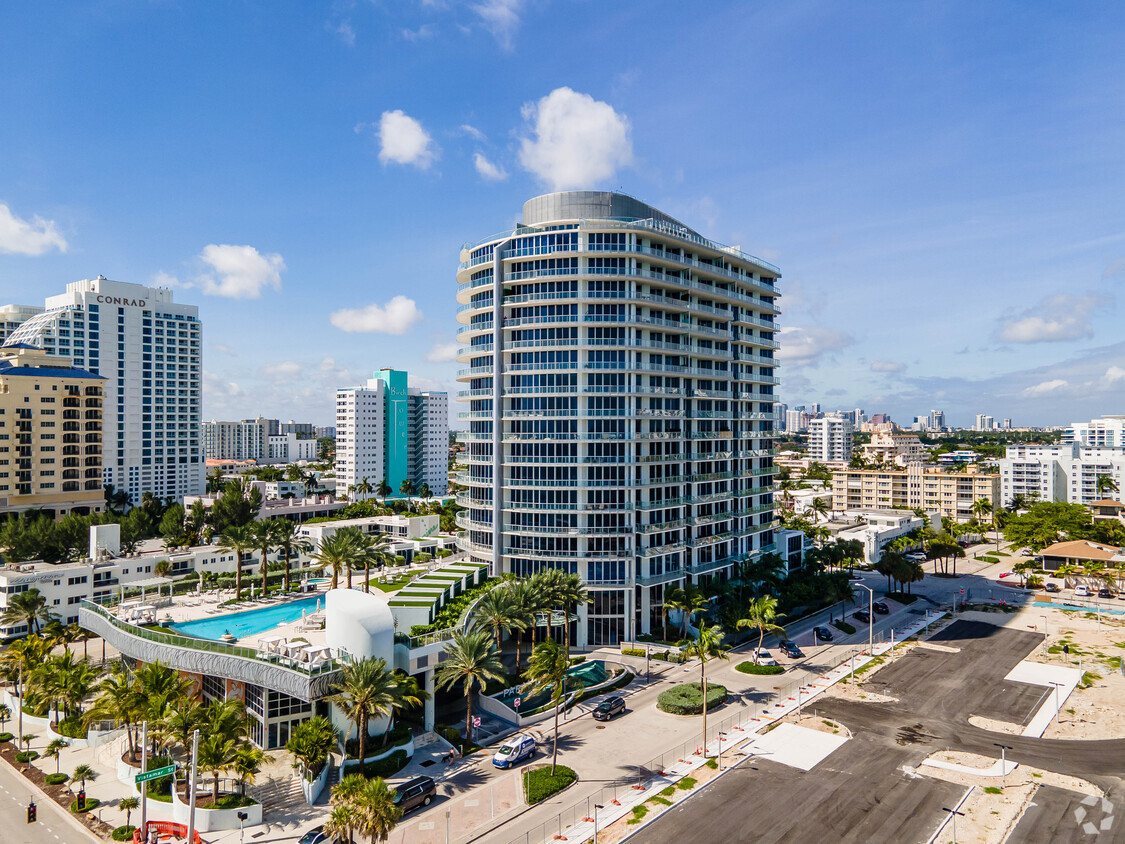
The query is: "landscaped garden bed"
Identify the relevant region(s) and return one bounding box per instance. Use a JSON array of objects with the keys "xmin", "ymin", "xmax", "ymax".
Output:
[
  {"xmin": 523, "ymin": 765, "xmax": 577, "ymax": 804},
  {"xmin": 656, "ymin": 683, "xmax": 727, "ymax": 715},
  {"xmin": 736, "ymin": 662, "xmax": 784, "ymax": 675}
]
